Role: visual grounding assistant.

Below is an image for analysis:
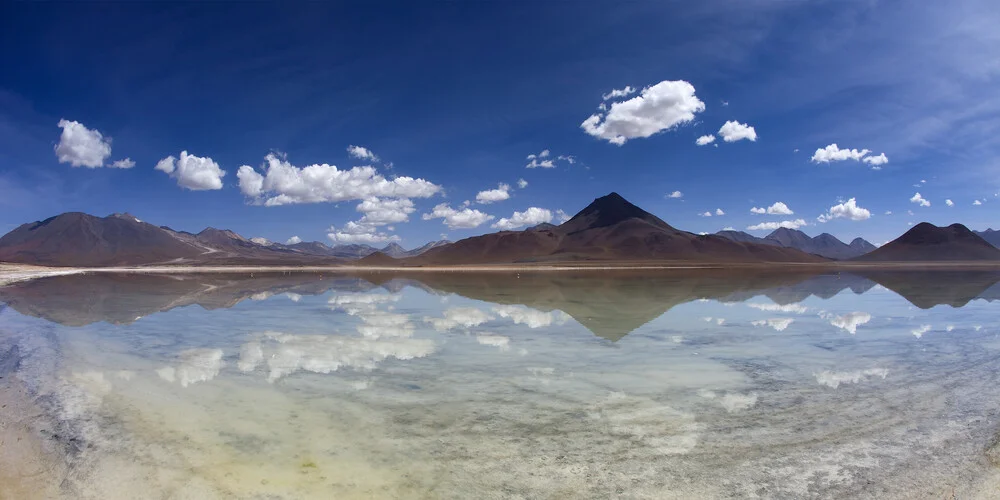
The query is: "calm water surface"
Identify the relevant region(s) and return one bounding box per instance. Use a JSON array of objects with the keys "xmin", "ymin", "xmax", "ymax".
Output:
[{"xmin": 2, "ymin": 270, "xmax": 1000, "ymax": 499}]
